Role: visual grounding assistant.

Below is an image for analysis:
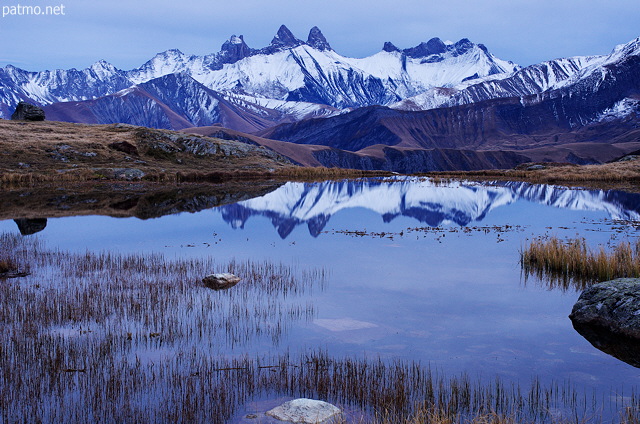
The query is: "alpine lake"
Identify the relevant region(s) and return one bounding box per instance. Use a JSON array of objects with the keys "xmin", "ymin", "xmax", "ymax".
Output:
[{"xmin": 1, "ymin": 177, "xmax": 639, "ymax": 423}]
